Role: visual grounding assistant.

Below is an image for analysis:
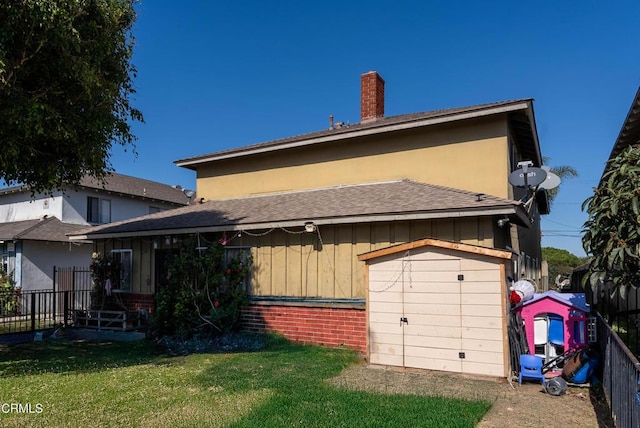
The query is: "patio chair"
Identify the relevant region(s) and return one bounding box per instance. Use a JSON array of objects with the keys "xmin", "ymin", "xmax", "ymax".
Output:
[{"xmin": 518, "ymin": 354, "xmax": 545, "ymax": 385}]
